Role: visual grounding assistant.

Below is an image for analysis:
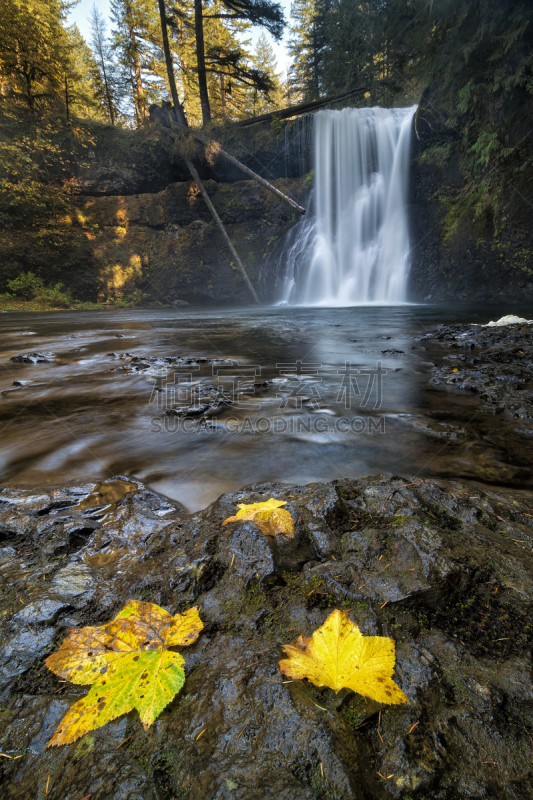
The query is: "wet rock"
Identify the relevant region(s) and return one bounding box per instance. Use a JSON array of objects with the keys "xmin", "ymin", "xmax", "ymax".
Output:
[
  {"xmin": 0, "ymin": 546, "xmax": 16, "ymax": 565},
  {"xmin": 421, "ymin": 321, "xmax": 533, "ymax": 421},
  {"xmin": 9, "ymin": 352, "xmax": 55, "ymax": 364},
  {"xmin": 0, "ymin": 627, "xmax": 56, "ymax": 692},
  {"xmin": 10, "ymin": 598, "xmax": 70, "ymax": 630},
  {"xmin": 1, "ymin": 474, "xmax": 533, "ymax": 798},
  {"xmin": 51, "ymin": 563, "xmax": 95, "ymax": 599}
]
